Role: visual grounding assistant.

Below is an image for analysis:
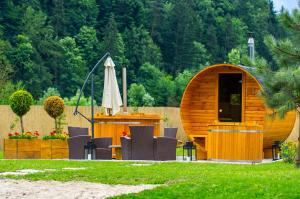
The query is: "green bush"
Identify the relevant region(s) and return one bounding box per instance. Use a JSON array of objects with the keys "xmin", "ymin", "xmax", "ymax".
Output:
[
  {"xmin": 142, "ymin": 93, "xmax": 155, "ymax": 106},
  {"xmin": 44, "ymin": 96, "xmax": 65, "ymax": 133},
  {"xmin": 128, "ymin": 83, "xmax": 154, "ymax": 107},
  {"xmin": 64, "ymin": 89, "xmax": 96, "ymax": 106},
  {"xmin": 0, "ymin": 81, "xmax": 24, "ymax": 105},
  {"xmin": 280, "ymin": 141, "xmax": 297, "ymax": 163},
  {"xmin": 9, "ymin": 89, "xmax": 33, "ymax": 133}
]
